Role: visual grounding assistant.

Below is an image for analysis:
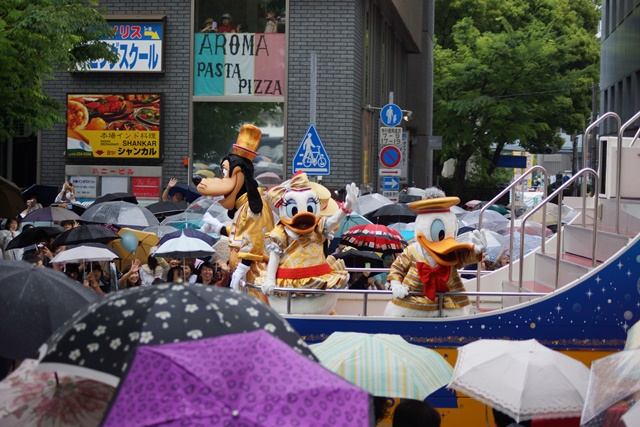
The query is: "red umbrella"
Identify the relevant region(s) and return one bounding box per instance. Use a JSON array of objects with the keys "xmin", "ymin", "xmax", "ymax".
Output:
[{"xmin": 340, "ymin": 223, "xmax": 407, "ymax": 254}]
